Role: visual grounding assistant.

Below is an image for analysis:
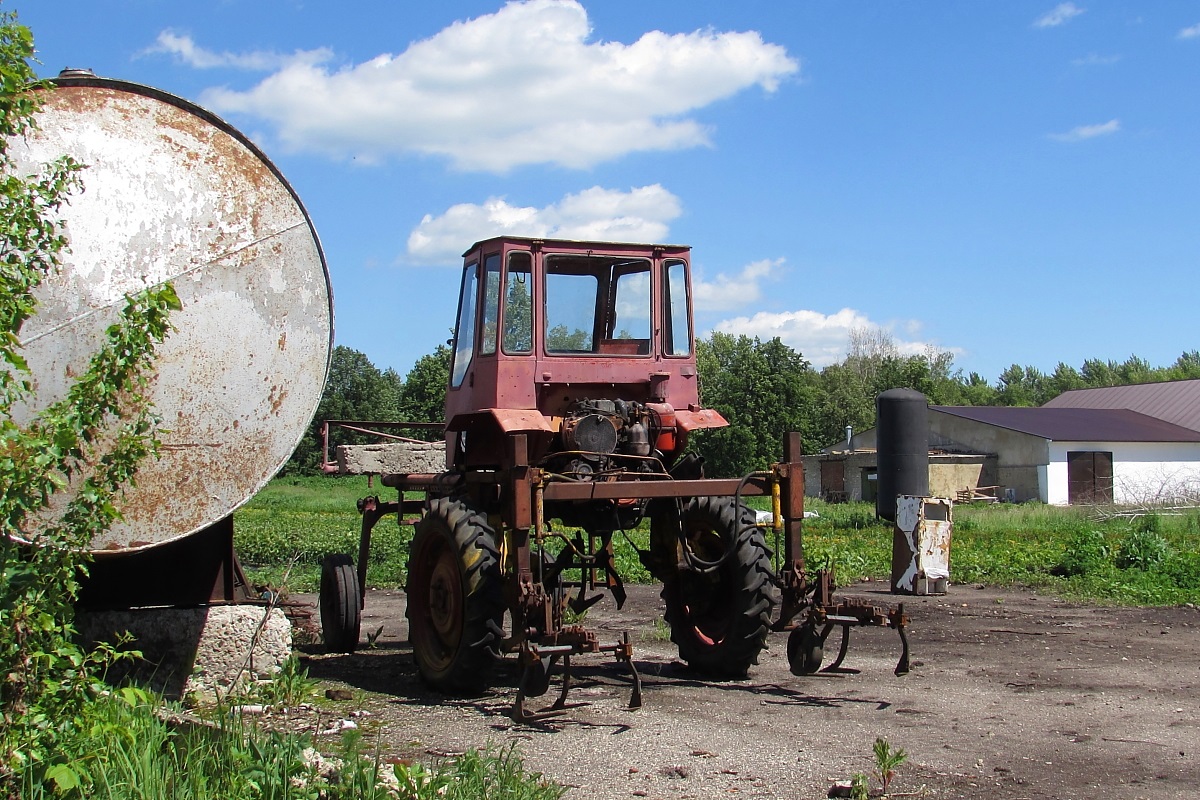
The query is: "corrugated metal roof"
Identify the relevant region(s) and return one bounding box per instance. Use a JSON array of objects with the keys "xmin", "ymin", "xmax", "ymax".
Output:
[
  {"xmin": 1042, "ymin": 379, "xmax": 1200, "ymax": 433},
  {"xmin": 930, "ymin": 406, "xmax": 1200, "ymax": 442}
]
